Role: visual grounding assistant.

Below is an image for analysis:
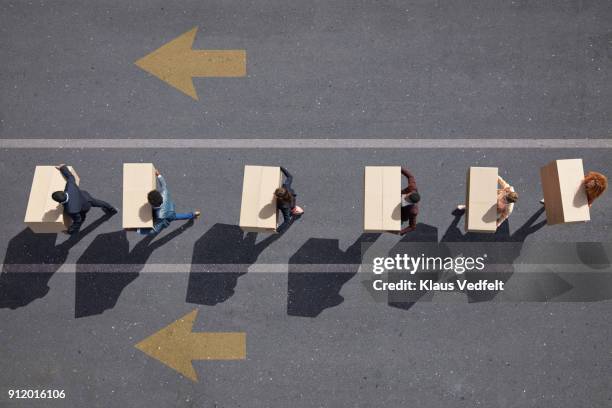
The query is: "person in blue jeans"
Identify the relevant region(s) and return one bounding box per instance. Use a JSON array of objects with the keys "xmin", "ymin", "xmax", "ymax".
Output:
[
  {"xmin": 274, "ymin": 166, "xmax": 304, "ymax": 233},
  {"xmin": 136, "ymin": 169, "xmax": 201, "ymax": 235}
]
